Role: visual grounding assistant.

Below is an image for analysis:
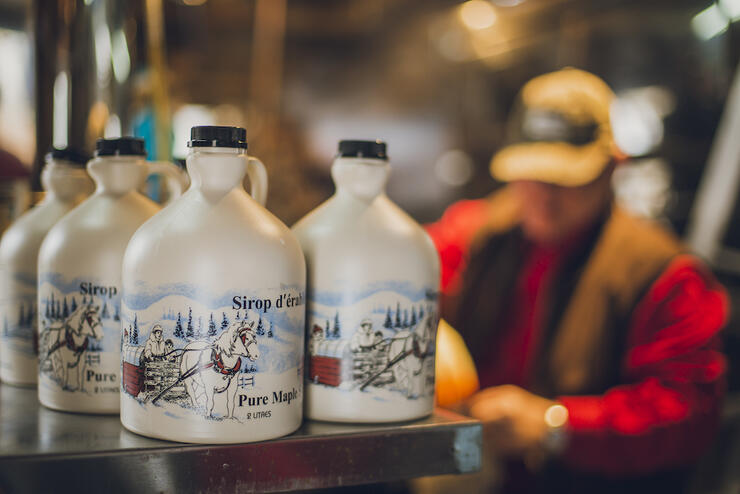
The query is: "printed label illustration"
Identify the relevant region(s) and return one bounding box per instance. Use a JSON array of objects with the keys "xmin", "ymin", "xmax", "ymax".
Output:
[
  {"xmin": 37, "ymin": 274, "xmax": 119, "ymax": 395},
  {"xmin": 121, "ymin": 283, "xmax": 305, "ymax": 422},
  {"xmin": 0, "ymin": 271, "xmax": 38, "ymax": 380},
  {"xmin": 307, "ymin": 281, "xmax": 438, "ymax": 402}
]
